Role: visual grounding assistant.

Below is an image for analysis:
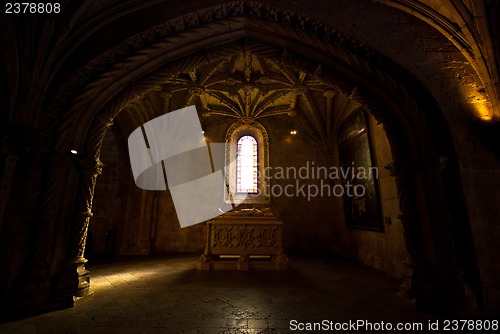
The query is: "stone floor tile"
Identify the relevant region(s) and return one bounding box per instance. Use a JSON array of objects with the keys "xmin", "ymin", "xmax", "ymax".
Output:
[
  {"xmin": 0, "ymin": 255, "xmax": 440, "ymax": 334},
  {"xmin": 226, "ymin": 318, "xmax": 248, "ymax": 328},
  {"xmin": 247, "ymin": 319, "xmax": 268, "ymax": 329}
]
